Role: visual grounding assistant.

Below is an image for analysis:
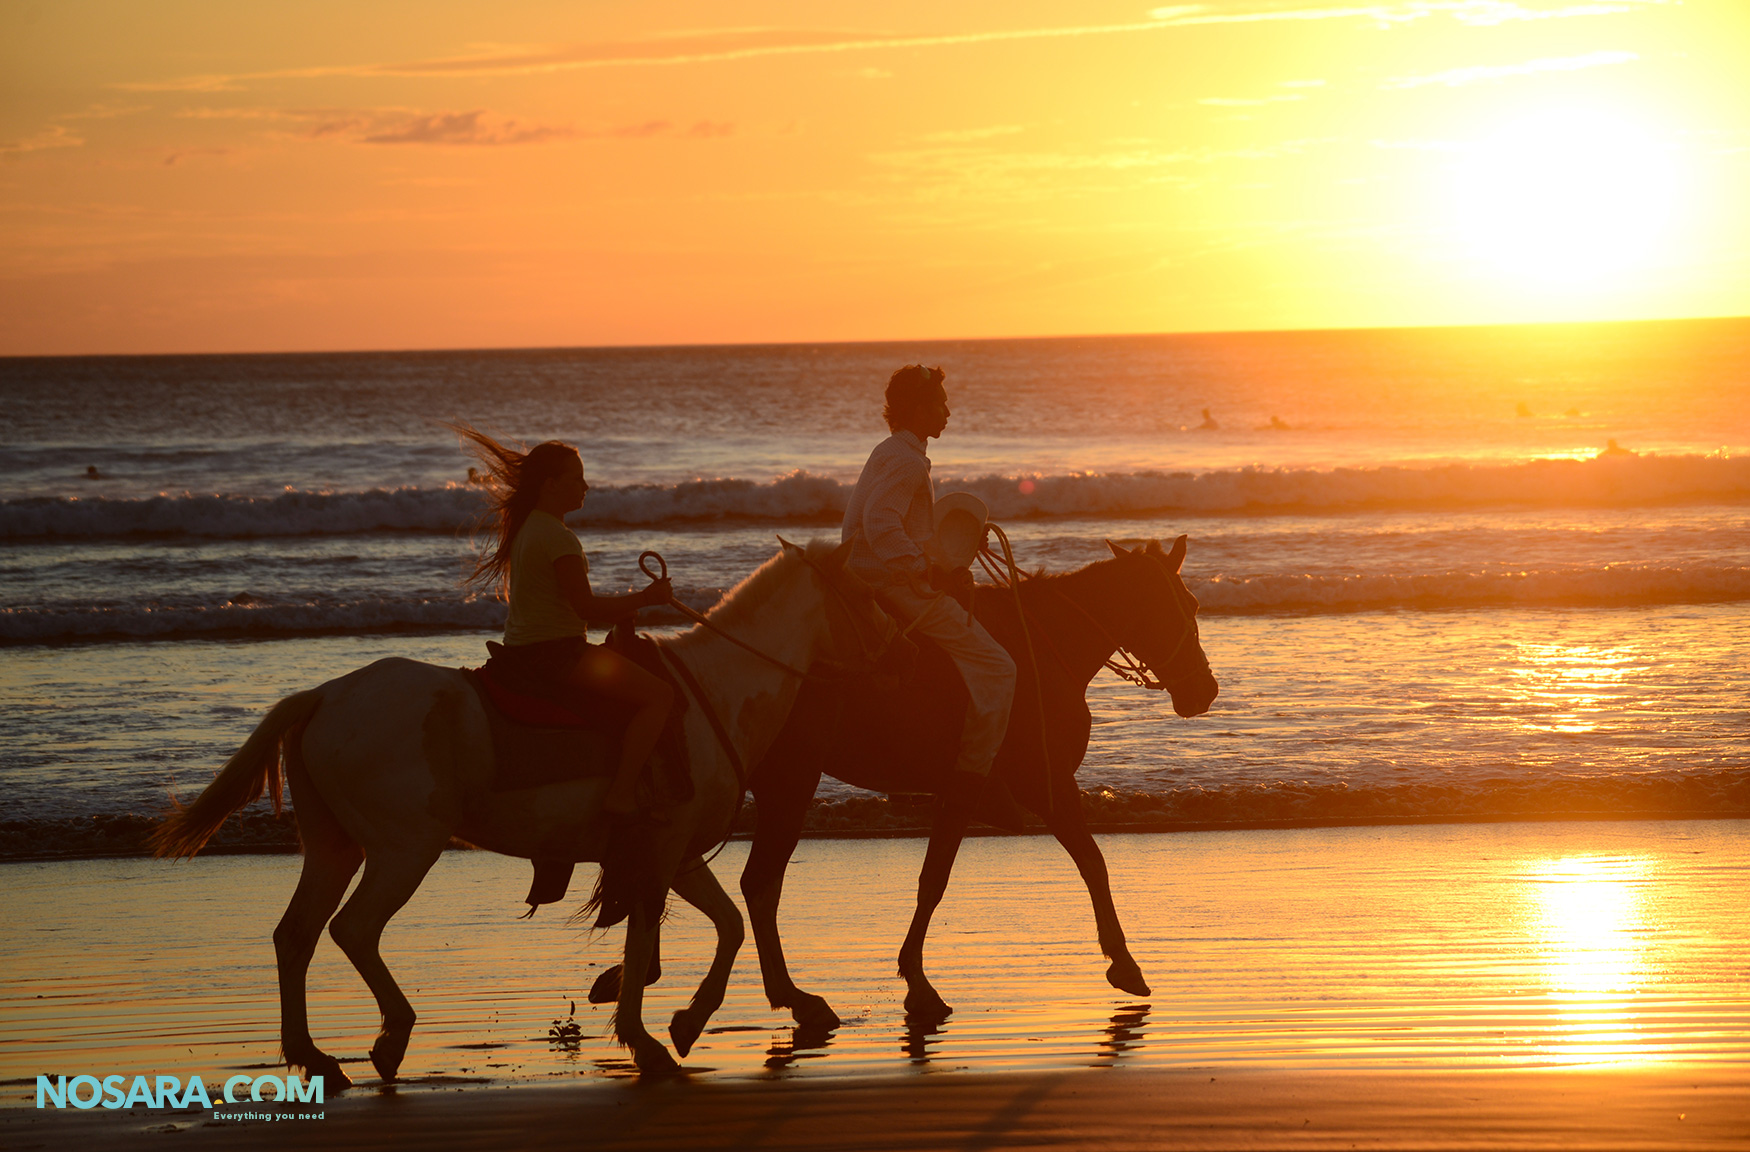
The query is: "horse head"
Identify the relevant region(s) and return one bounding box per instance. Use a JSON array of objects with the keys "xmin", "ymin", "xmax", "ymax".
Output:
[
  {"xmin": 776, "ymin": 536, "xmax": 915, "ymax": 678},
  {"xmin": 1103, "ymin": 535, "xmax": 1219, "ymax": 718}
]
